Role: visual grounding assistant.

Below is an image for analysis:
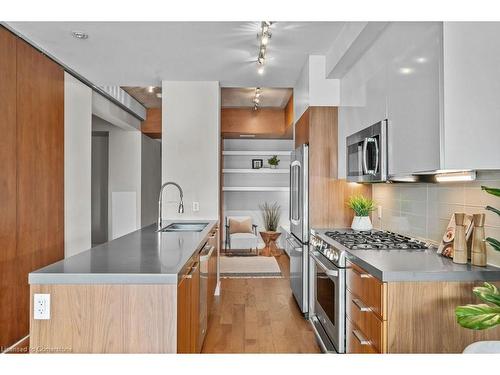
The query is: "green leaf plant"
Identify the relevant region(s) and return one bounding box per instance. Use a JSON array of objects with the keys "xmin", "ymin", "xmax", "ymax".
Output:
[
  {"xmin": 347, "ymin": 195, "xmax": 375, "ymax": 217},
  {"xmin": 456, "ymin": 283, "xmax": 500, "ymax": 330},
  {"xmin": 455, "ymin": 186, "xmax": 500, "ymax": 330}
]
